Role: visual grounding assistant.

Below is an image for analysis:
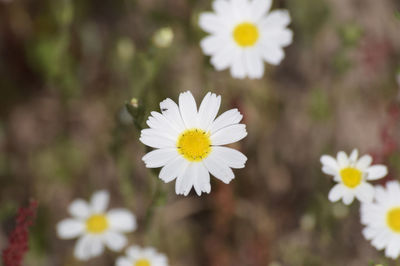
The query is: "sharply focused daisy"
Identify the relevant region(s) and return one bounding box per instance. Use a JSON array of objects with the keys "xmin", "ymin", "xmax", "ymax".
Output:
[
  {"xmin": 56, "ymin": 190, "xmax": 137, "ymax": 261},
  {"xmin": 320, "ymin": 149, "xmax": 388, "ymax": 205},
  {"xmin": 199, "ymin": 0, "xmax": 293, "ymax": 79},
  {"xmin": 140, "ymin": 91, "xmax": 247, "ymax": 196},
  {"xmin": 116, "ymin": 245, "xmax": 168, "ymax": 266},
  {"xmin": 361, "ymin": 181, "xmax": 400, "ymax": 259}
]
